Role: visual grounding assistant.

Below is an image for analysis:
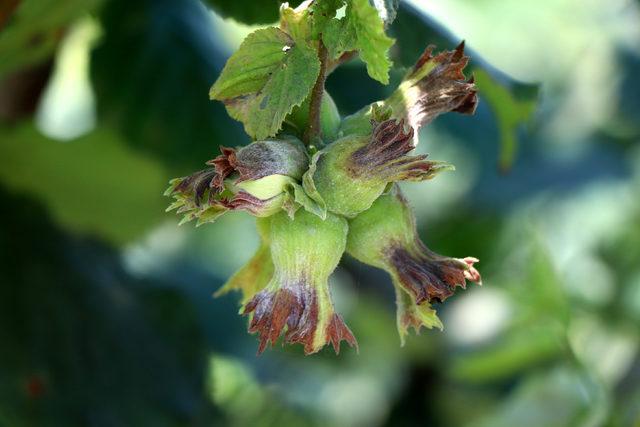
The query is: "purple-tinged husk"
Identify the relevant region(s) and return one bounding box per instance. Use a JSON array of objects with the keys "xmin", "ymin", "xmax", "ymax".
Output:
[
  {"xmin": 165, "ymin": 137, "xmax": 313, "ymax": 225},
  {"xmin": 308, "ymin": 119, "xmax": 453, "ymax": 218},
  {"xmin": 243, "ymin": 210, "xmax": 357, "ymax": 355},
  {"xmin": 346, "ymin": 185, "xmax": 481, "ymax": 339},
  {"xmin": 340, "ymin": 42, "xmax": 477, "ymax": 139}
]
